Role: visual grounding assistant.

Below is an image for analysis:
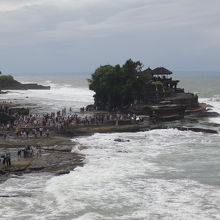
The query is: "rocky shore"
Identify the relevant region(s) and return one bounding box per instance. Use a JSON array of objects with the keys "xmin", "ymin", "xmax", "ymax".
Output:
[
  {"xmin": 0, "ymin": 100, "xmax": 85, "ymax": 183},
  {"xmin": 0, "ymin": 134, "xmax": 84, "ymax": 183}
]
